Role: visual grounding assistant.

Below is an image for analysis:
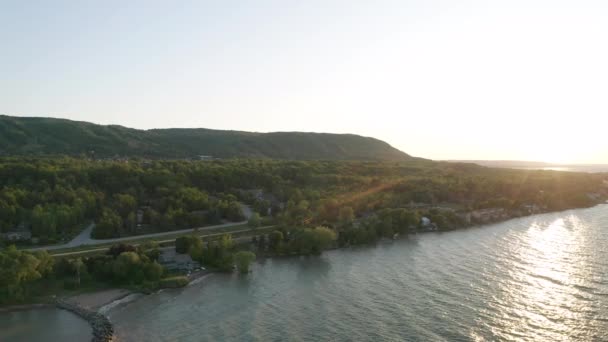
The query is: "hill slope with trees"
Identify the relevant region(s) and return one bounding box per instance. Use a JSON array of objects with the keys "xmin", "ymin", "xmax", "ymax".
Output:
[{"xmin": 0, "ymin": 115, "xmax": 411, "ymax": 161}]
